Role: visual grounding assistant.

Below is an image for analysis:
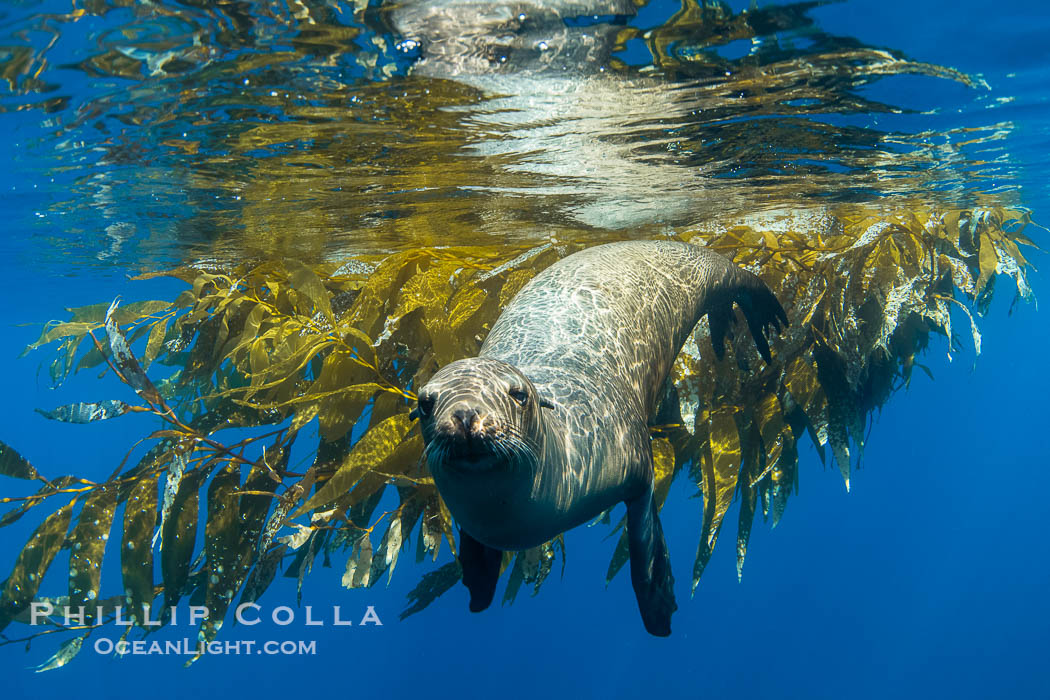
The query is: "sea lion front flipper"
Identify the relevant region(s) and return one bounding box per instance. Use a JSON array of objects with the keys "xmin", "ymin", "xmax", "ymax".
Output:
[
  {"xmin": 626, "ymin": 489, "xmax": 677, "ymax": 636},
  {"xmin": 458, "ymin": 528, "xmax": 503, "ymax": 613}
]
